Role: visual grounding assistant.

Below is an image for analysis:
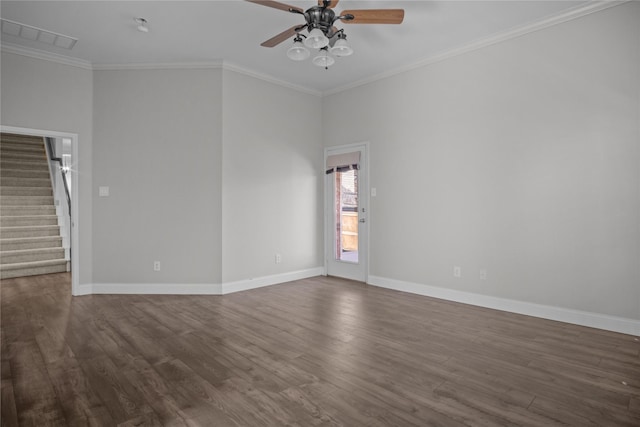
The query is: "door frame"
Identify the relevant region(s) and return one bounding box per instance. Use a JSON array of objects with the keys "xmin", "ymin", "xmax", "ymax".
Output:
[
  {"xmin": 1, "ymin": 125, "xmax": 80, "ymax": 296},
  {"xmin": 324, "ymin": 142, "xmax": 370, "ymax": 283}
]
